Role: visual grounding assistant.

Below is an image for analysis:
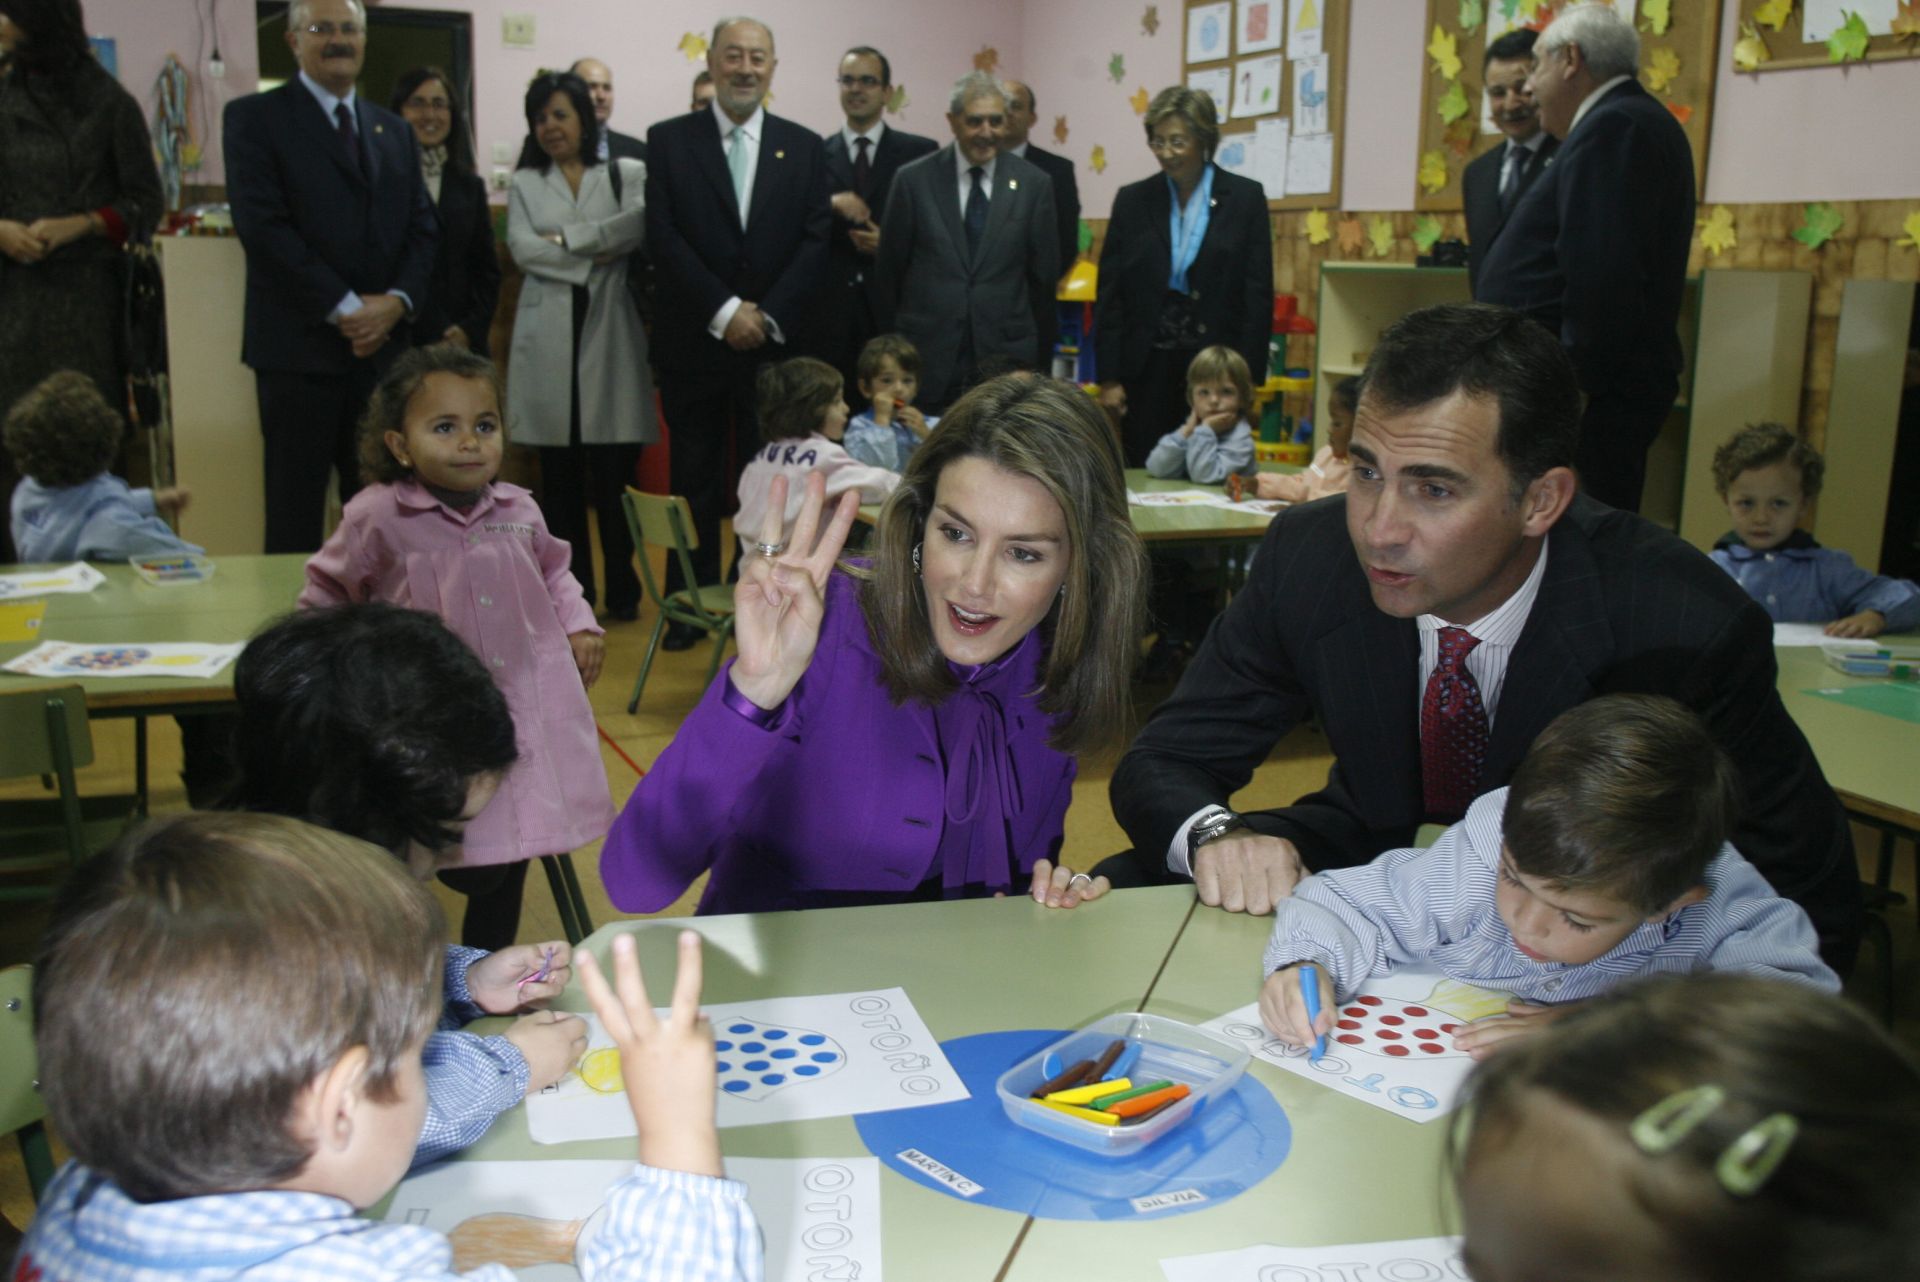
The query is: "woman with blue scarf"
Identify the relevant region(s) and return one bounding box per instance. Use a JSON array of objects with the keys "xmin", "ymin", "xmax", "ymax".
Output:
[{"xmin": 1093, "ymin": 86, "xmax": 1274, "ymax": 468}]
